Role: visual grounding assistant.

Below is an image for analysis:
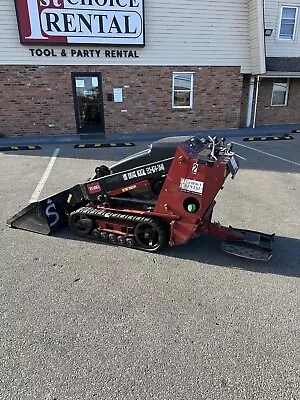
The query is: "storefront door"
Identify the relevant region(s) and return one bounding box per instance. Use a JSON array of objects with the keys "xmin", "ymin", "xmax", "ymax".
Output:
[{"xmin": 72, "ymin": 73, "xmax": 105, "ymax": 135}]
